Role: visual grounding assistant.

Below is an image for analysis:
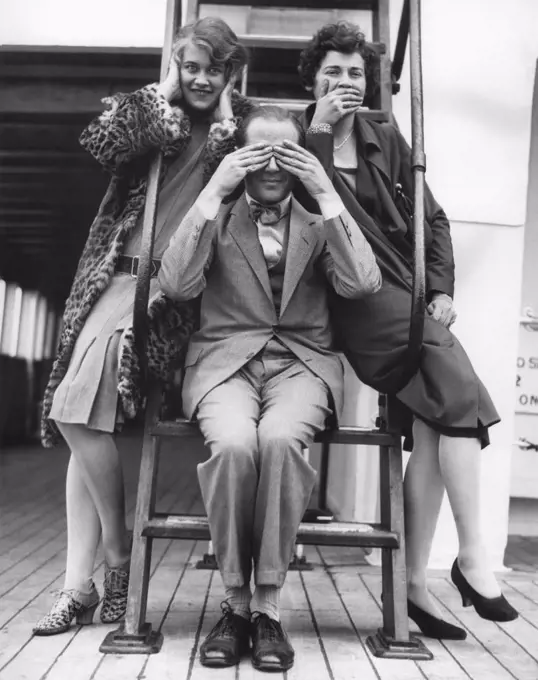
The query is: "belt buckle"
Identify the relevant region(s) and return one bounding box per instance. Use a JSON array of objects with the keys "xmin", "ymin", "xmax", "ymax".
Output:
[{"xmin": 130, "ymin": 256, "xmax": 139, "ymax": 278}]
